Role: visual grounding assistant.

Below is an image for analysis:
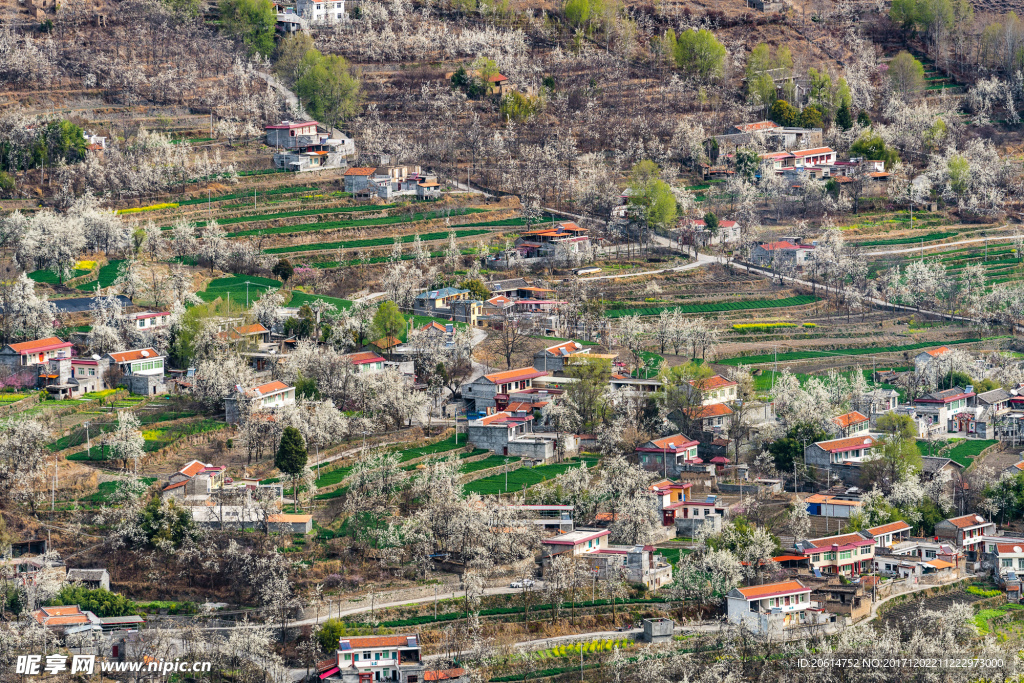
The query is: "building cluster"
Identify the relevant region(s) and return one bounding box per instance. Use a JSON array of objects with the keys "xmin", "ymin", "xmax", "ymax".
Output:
[{"xmin": 266, "ymin": 120, "xmax": 356, "ymax": 173}]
